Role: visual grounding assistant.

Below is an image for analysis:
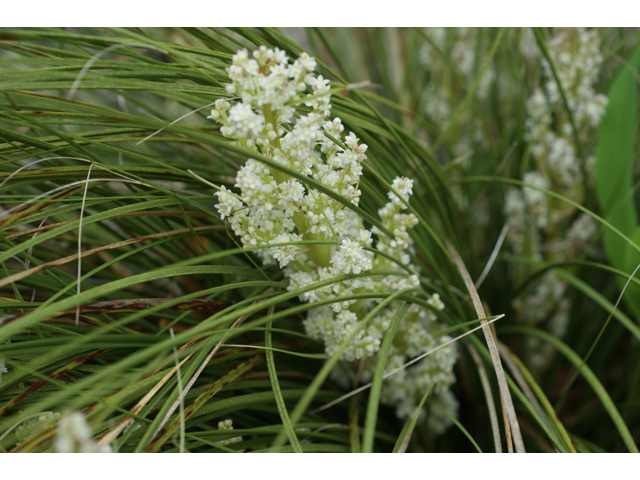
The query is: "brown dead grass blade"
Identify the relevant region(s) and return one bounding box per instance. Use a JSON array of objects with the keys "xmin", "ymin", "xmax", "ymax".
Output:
[
  {"xmin": 144, "ymin": 353, "xmax": 266, "ymax": 452},
  {"xmin": 5, "ymin": 211, "xmax": 213, "ymax": 240},
  {"xmin": 0, "ymin": 225, "xmax": 225, "ymax": 291},
  {"xmin": 0, "ymin": 185, "xmax": 82, "ymax": 229},
  {"xmin": 445, "ymin": 239, "xmax": 525, "ymax": 453},
  {"xmin": 146, "ymin": 289, "xmax": 275, "ymax": 443},
  {"xmin": 0, "ymin": 298, "xmax": 232, "ymax": 327},
  {"xmin": 97, "ymin": 352, "xmax": 195, "ymax": 447},
  {"xmin": 0, "ymin": 349, "xmax": 106, "ymax": 417}
]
